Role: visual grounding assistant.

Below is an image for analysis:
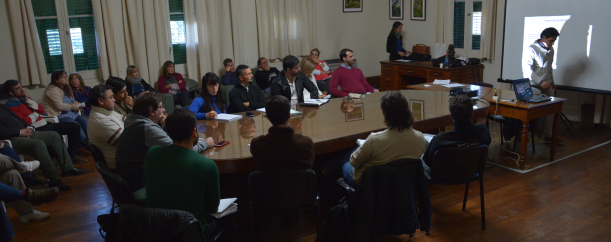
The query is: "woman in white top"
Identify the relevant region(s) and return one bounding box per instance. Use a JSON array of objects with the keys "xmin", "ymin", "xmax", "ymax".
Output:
[{"xmin": 299, "ymin": 57, "xmax": 326, "ymax": 98}]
